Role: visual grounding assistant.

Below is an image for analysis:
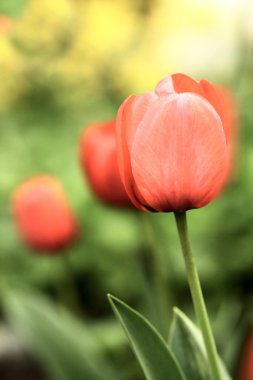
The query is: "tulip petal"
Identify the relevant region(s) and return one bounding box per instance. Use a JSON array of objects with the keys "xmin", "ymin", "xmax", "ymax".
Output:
[
  {"xmin": 130, "ymin": 93, "xmax": 229, "ymax": 212},
  {"xmin": 80, "ymin": 121, "xmax": 131, "ymax": 206},
  {"xmin": 116, "ymin": 96, "xmax": 148, "ymax": 210},
  {"xmin": 155, "ymin": 73, "xmax": 205, "ymax": 98},
  {"xmin": 200, "ymin": 80, "xmax": 234, "ymax": 145},
  {"xmin": 126, "ymin": 92, "xmax": 158, "ymax": 148},
  {"xmin": 116, "ymin": 93, "xmax": 159, "ymax": 210},
  {"xmin": 155, "ymin": 76, "xmax": 175, "ymax": 95},
  {"xmin": 155, "ymin": 74, "xmax": 234, "ymax": 146}
]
